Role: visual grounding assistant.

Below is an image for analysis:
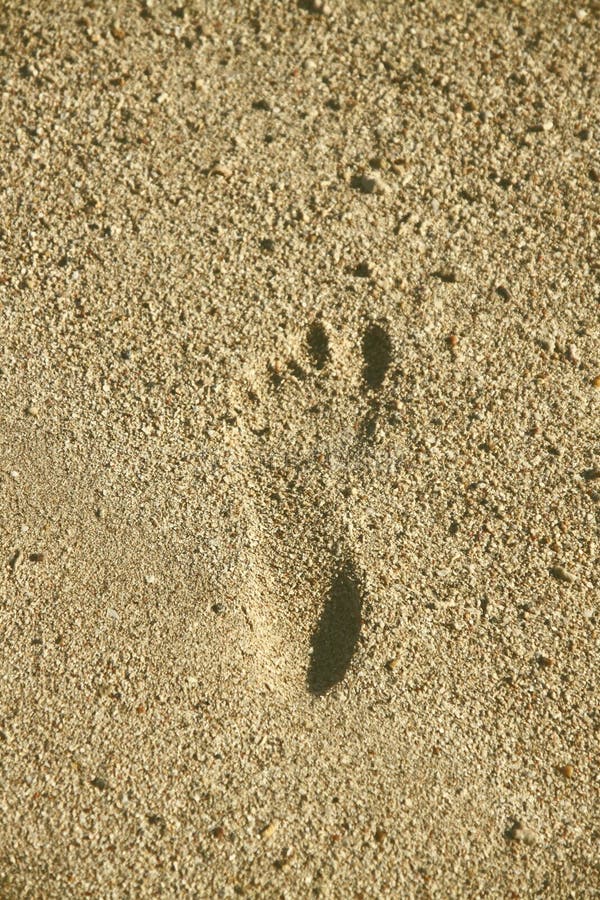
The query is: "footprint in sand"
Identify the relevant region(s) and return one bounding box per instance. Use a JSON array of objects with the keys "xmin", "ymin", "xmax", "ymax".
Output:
[{"xmin": 231, "ymin": 318, "xmax": 393, "ymax": 696}]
